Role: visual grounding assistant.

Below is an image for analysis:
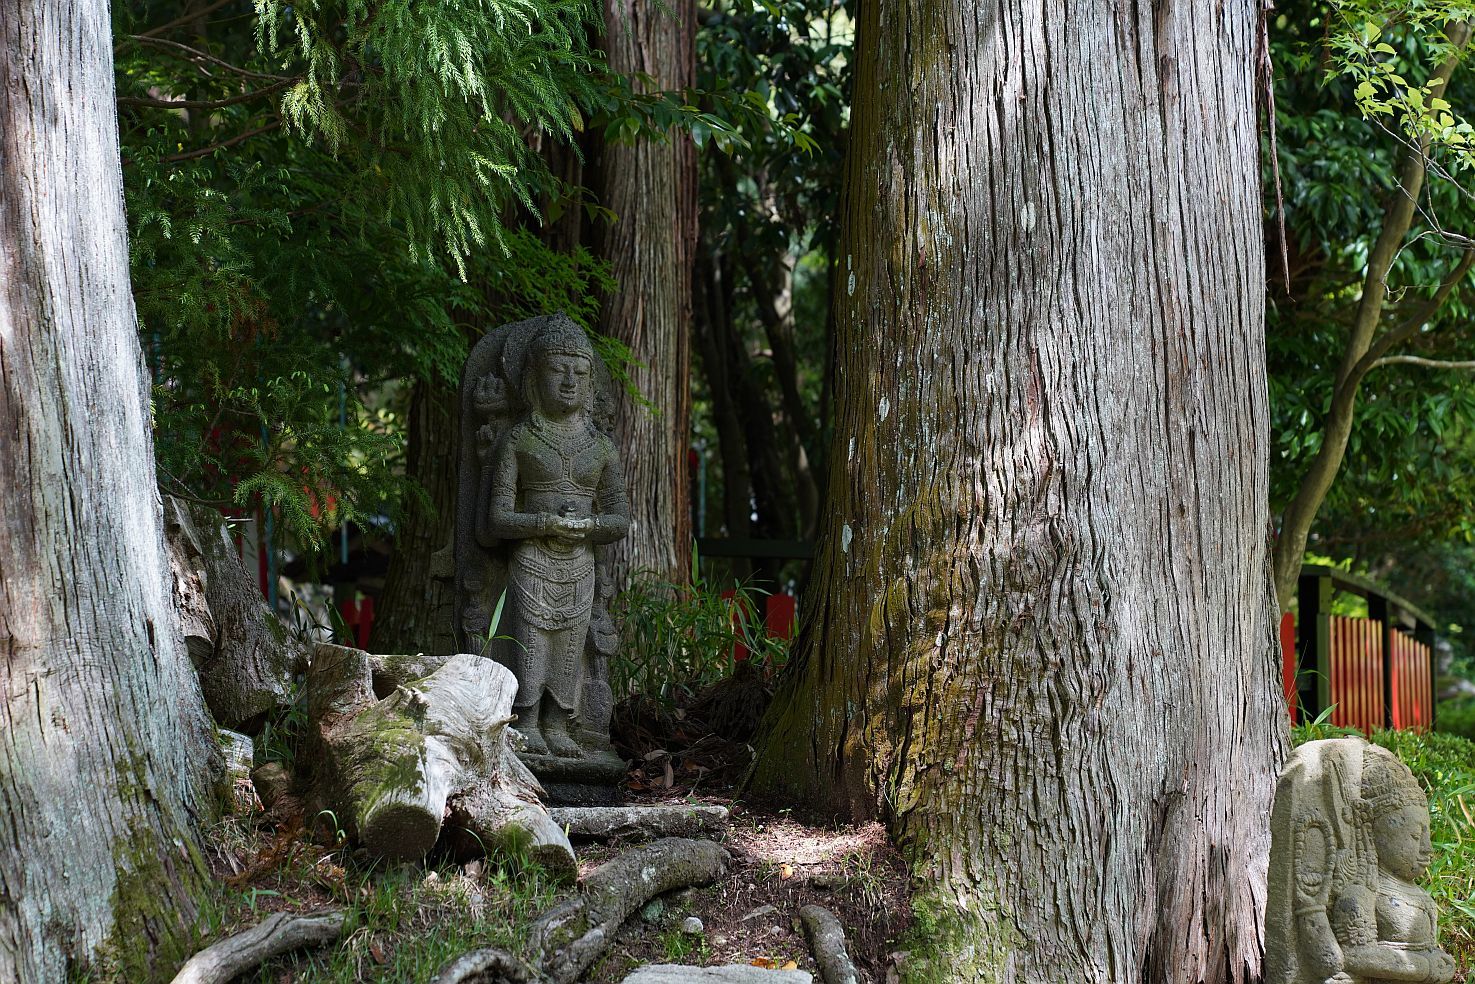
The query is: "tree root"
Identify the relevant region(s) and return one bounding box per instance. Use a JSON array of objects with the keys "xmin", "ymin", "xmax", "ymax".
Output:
[
  {"xmin": 798, "ymin": 905, "xmax": 859, "ymax": 984},
  {"xmin": 169, "ymin": 910, "xmax": 346, "ymax": 984},
  {"xmin": 431, "ymin": 837, "xmax": 729, "ymax": 984},
  {"xmin": 427, "ymin": 947, "xmax": 535, "ymax": 984},
  {"xmin": 548, "ymin": 804, "xmax": 729, "ymax": 841}
]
